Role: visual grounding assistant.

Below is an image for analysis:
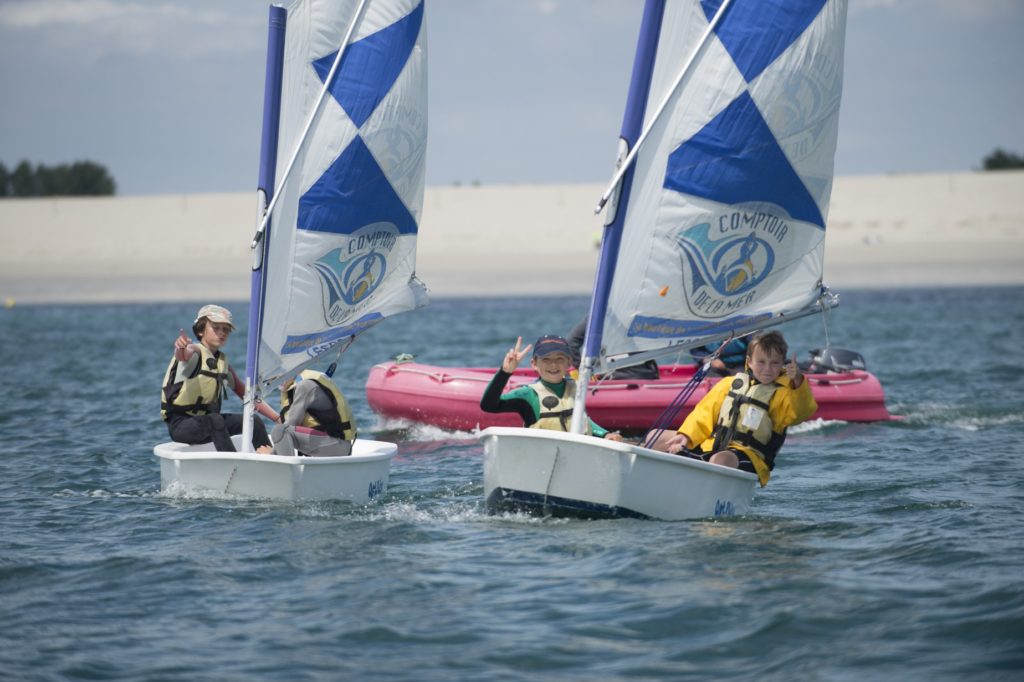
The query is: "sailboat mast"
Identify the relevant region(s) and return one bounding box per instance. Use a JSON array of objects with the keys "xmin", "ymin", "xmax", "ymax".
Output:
[
  {"xmin": 569, "ymin": 0, "xmax": 666, "ymax": 434},
  {"xmin": 242, "ymin": 5, "xmax": 287, "ymax": 452}
]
